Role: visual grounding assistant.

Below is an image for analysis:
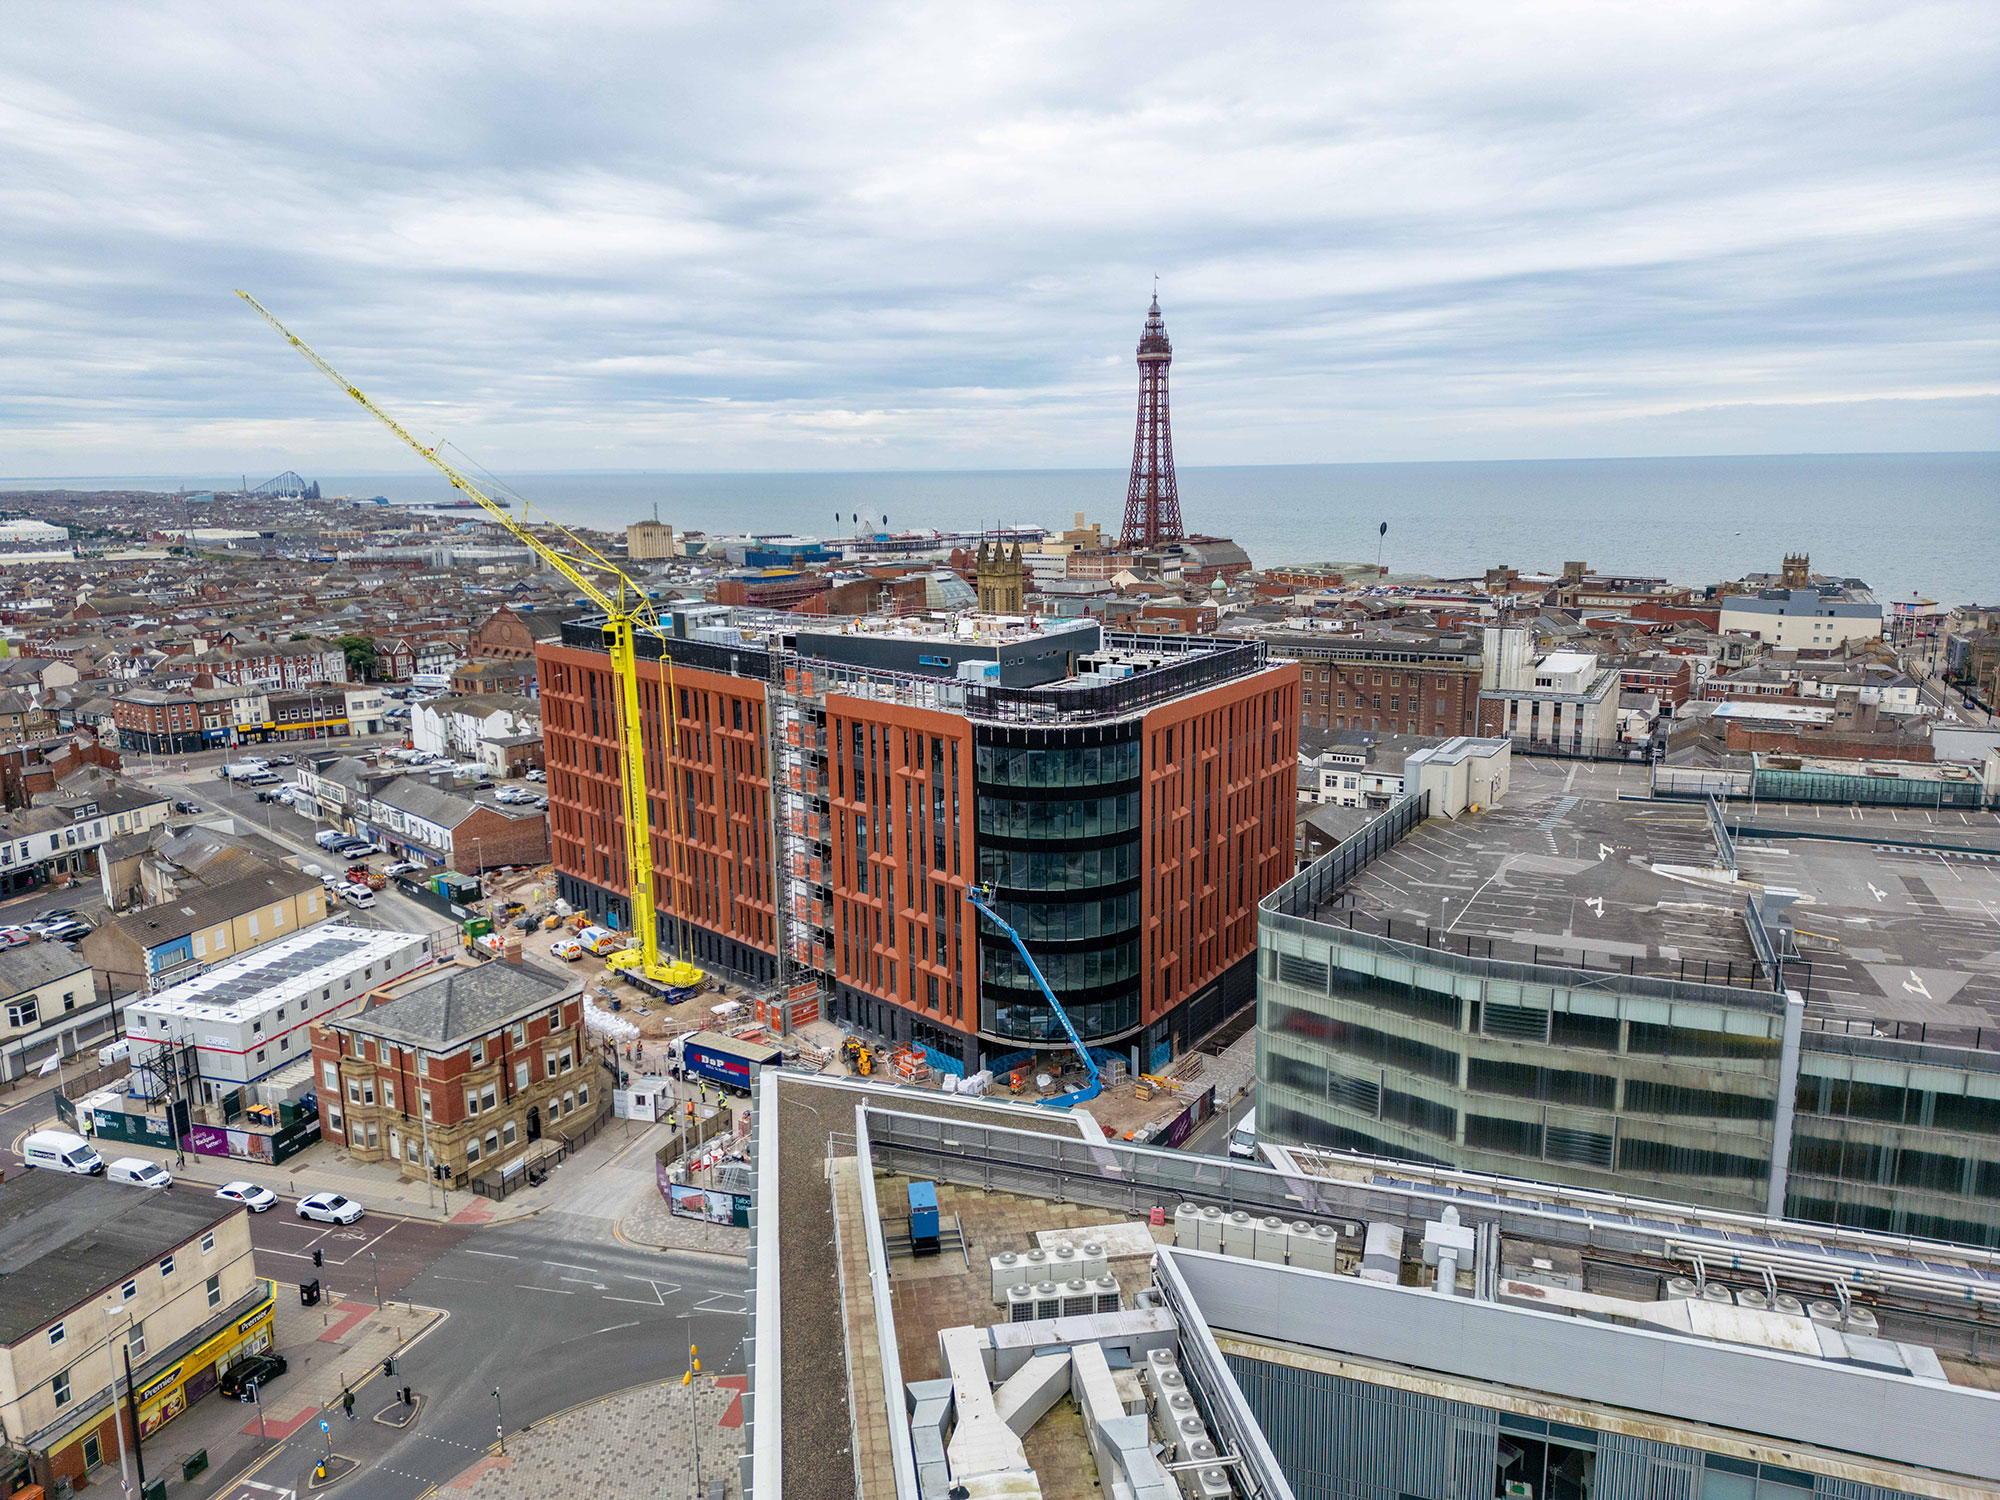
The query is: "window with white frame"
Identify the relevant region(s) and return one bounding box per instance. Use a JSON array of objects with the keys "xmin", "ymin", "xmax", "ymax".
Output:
[
  {"xmin": 322, "ymin": 1062, "xmax": 338, "ymax": 1090},
  {"xmin": 48, "ymin": 1321, "xmax": 64, "ymax": 1347},
  {"xmin": 464, "ymin": 1087, "xmax": 480, "ymax": 1117},
  {"xmin": 201, "ymin": 1230, "xmax": 215, "ymax": 1253},
  {"xmin": 502, "ymin": 1119, "xmax": 517, "ymax": 1146}
]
